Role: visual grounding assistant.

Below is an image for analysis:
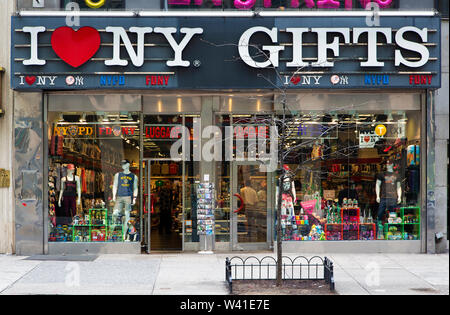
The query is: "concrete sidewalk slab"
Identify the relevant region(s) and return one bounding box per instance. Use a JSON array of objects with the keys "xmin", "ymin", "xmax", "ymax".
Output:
[
  {"xmin": 1, "ymin": 257, "xmax": 161, "ymax": 295},
  {"xmin": 340, "ymin": 267, "xmax": 439, "ymax": 295},
  {"xmin": 152, "ymin": 254, "xmax": 228, "ymax": 295},
  {"xmin": 0, "ymin": 255, "xmax": 41, "ymax": 293},
  {"xmin": 0, "ymin": 252, "xmax": 448, "ymax": 295}
]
